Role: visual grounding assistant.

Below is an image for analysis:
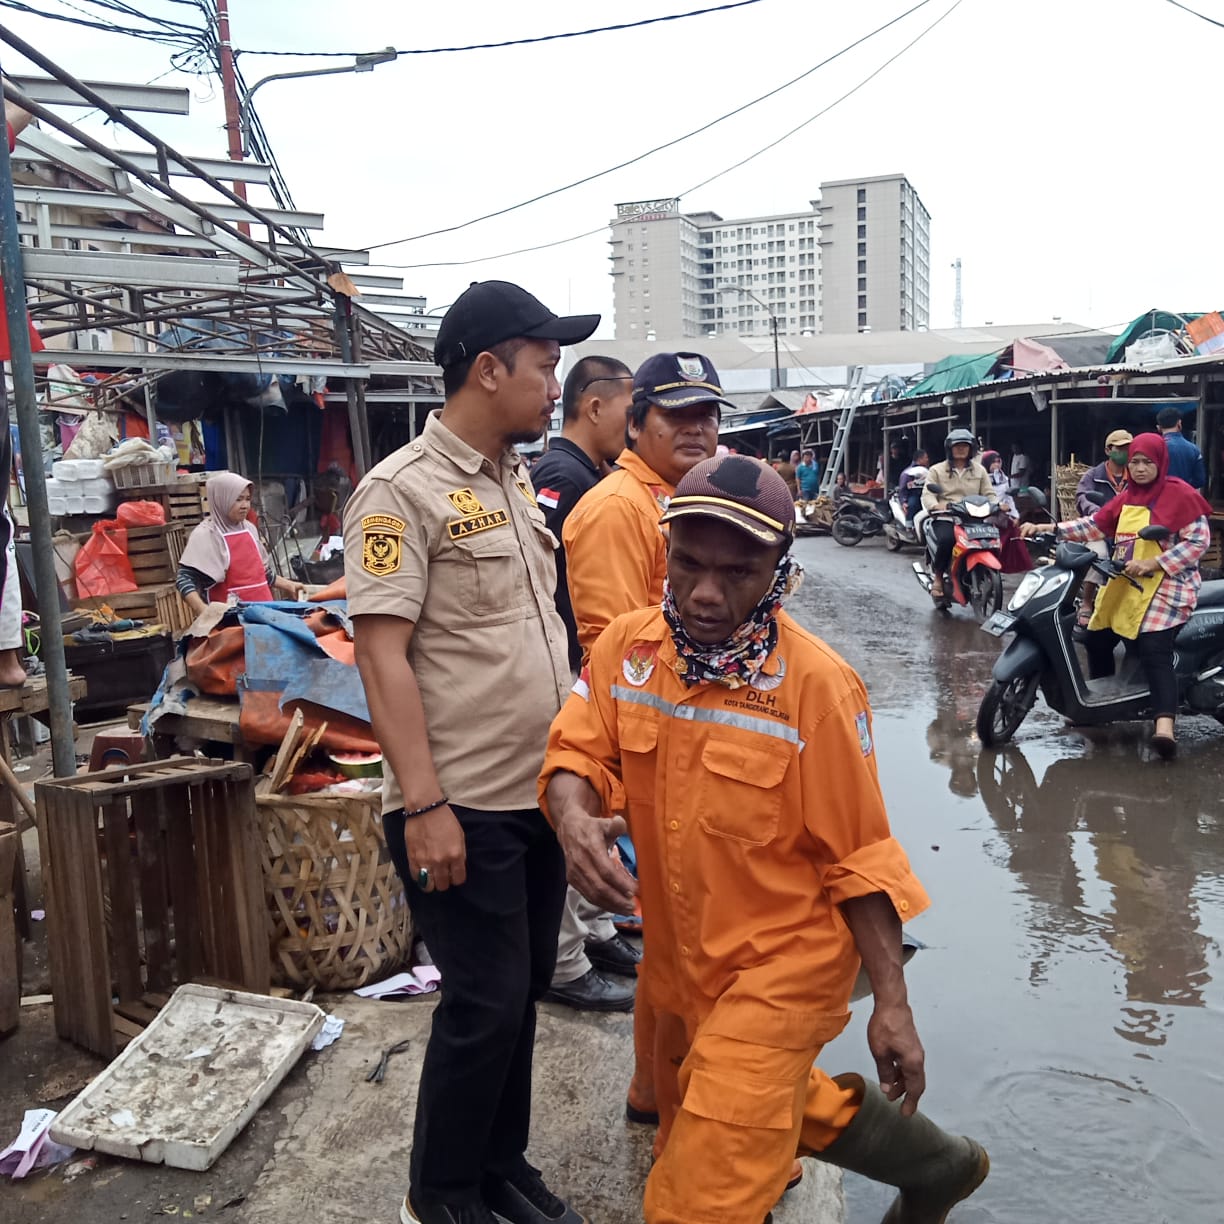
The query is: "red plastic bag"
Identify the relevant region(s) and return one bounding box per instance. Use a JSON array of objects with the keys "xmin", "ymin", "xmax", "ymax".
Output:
[
  {"xmin": 74, "ymin": 519, "xmax": 138, "ymax": 598},
  {"xmin": 115, "ymin": 499, "xmax": 166, "ymax": 526}
]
